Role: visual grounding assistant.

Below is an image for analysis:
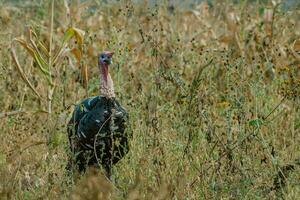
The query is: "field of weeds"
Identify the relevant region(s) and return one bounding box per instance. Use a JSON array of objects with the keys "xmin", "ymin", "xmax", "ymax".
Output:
[{"xmin": 0, "ymin": 0, "xmax": 299, "ymax": 199}]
